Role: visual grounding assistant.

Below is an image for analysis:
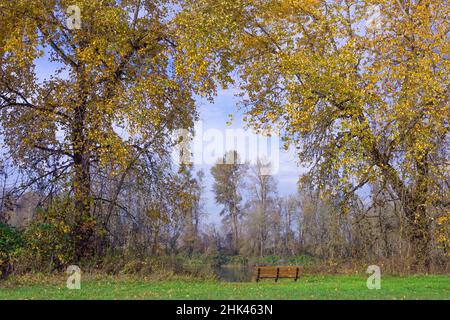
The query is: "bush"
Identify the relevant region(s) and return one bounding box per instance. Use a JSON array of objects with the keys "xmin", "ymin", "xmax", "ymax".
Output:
[
  {"xmin": 287, "ymin": 254, "xmax": 316, "ymax": 265},
  {"xmin": 0, "ymin": 222, "xmax": 24, "ymax": 279},
  {"xmin": 205, "ymin": 249, "xmax": 227, "ymax": 269},
  {"xmin": 19, "ymin": 220, "xmax": 73, "ymax": 271},
  {"xmin": 222, "ymin": 255, "xmax": 248, "ymax": 266},
  {"xmin": 15, "ymin": 203, "xmax": 74, "ymax": 273}
]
